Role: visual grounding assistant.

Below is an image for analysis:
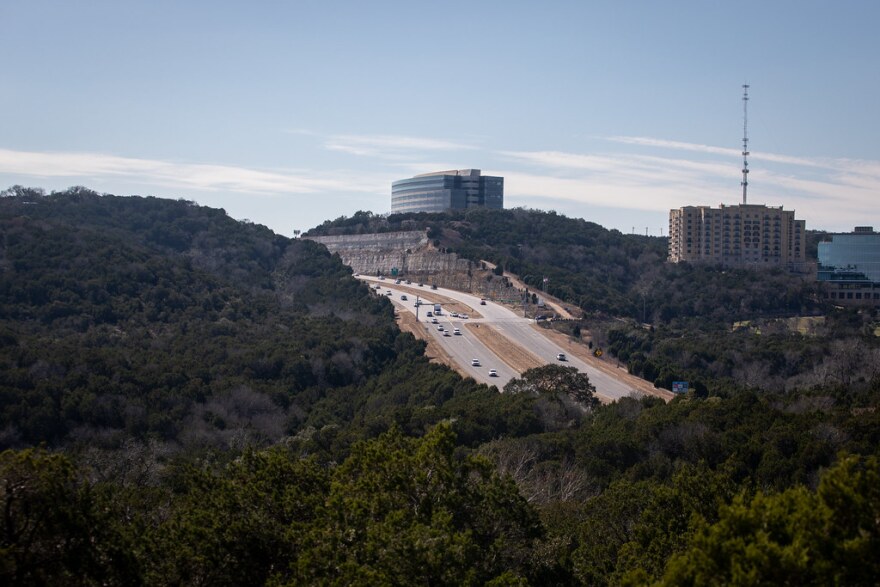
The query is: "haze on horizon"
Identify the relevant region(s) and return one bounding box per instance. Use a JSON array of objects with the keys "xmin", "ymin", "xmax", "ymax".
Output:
[{"xmin": 1, "ymin": 0, "xmax": 878, "ymax": 236}]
